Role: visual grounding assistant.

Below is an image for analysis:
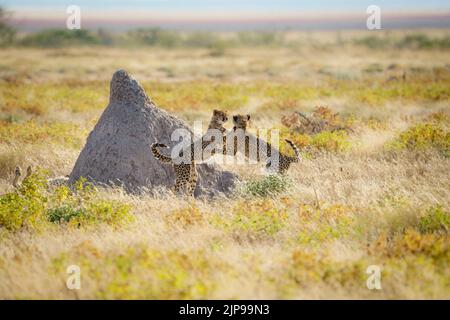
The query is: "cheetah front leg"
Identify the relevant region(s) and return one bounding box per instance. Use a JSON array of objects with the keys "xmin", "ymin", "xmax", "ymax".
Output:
[{"xmin": 187, "ymin": 163, "xmax": 198, "ymax": 197}]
